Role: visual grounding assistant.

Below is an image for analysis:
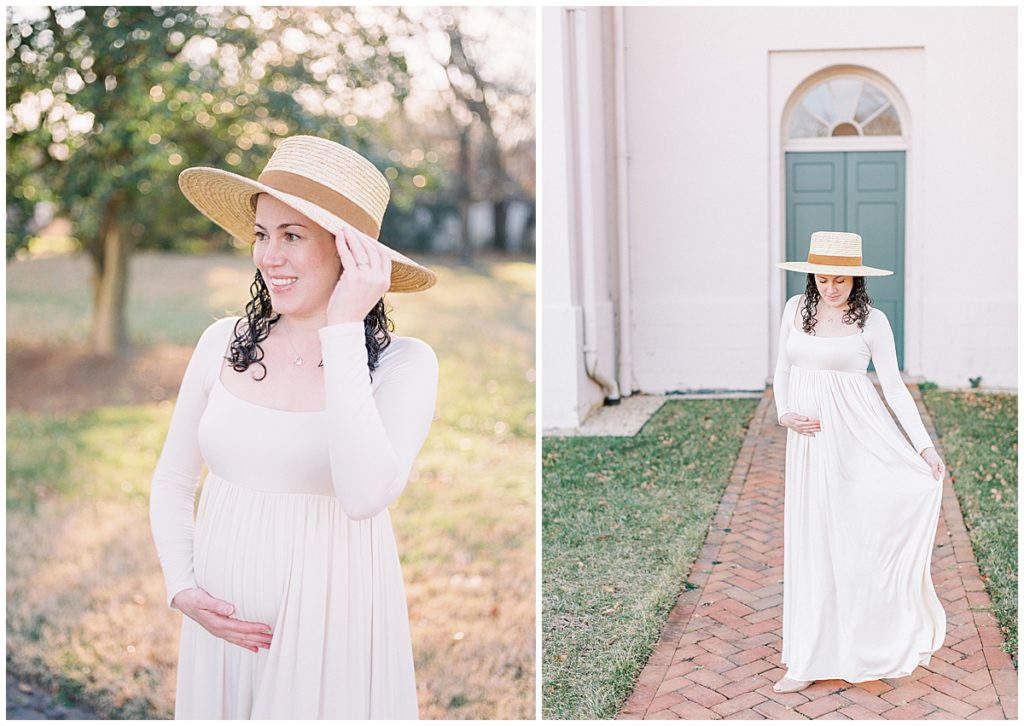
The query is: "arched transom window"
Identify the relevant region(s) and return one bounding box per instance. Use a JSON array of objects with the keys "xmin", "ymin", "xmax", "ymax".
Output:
[{"xmin": 788, "ymin": 76, "xmax": 901, "ymax": 138}]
